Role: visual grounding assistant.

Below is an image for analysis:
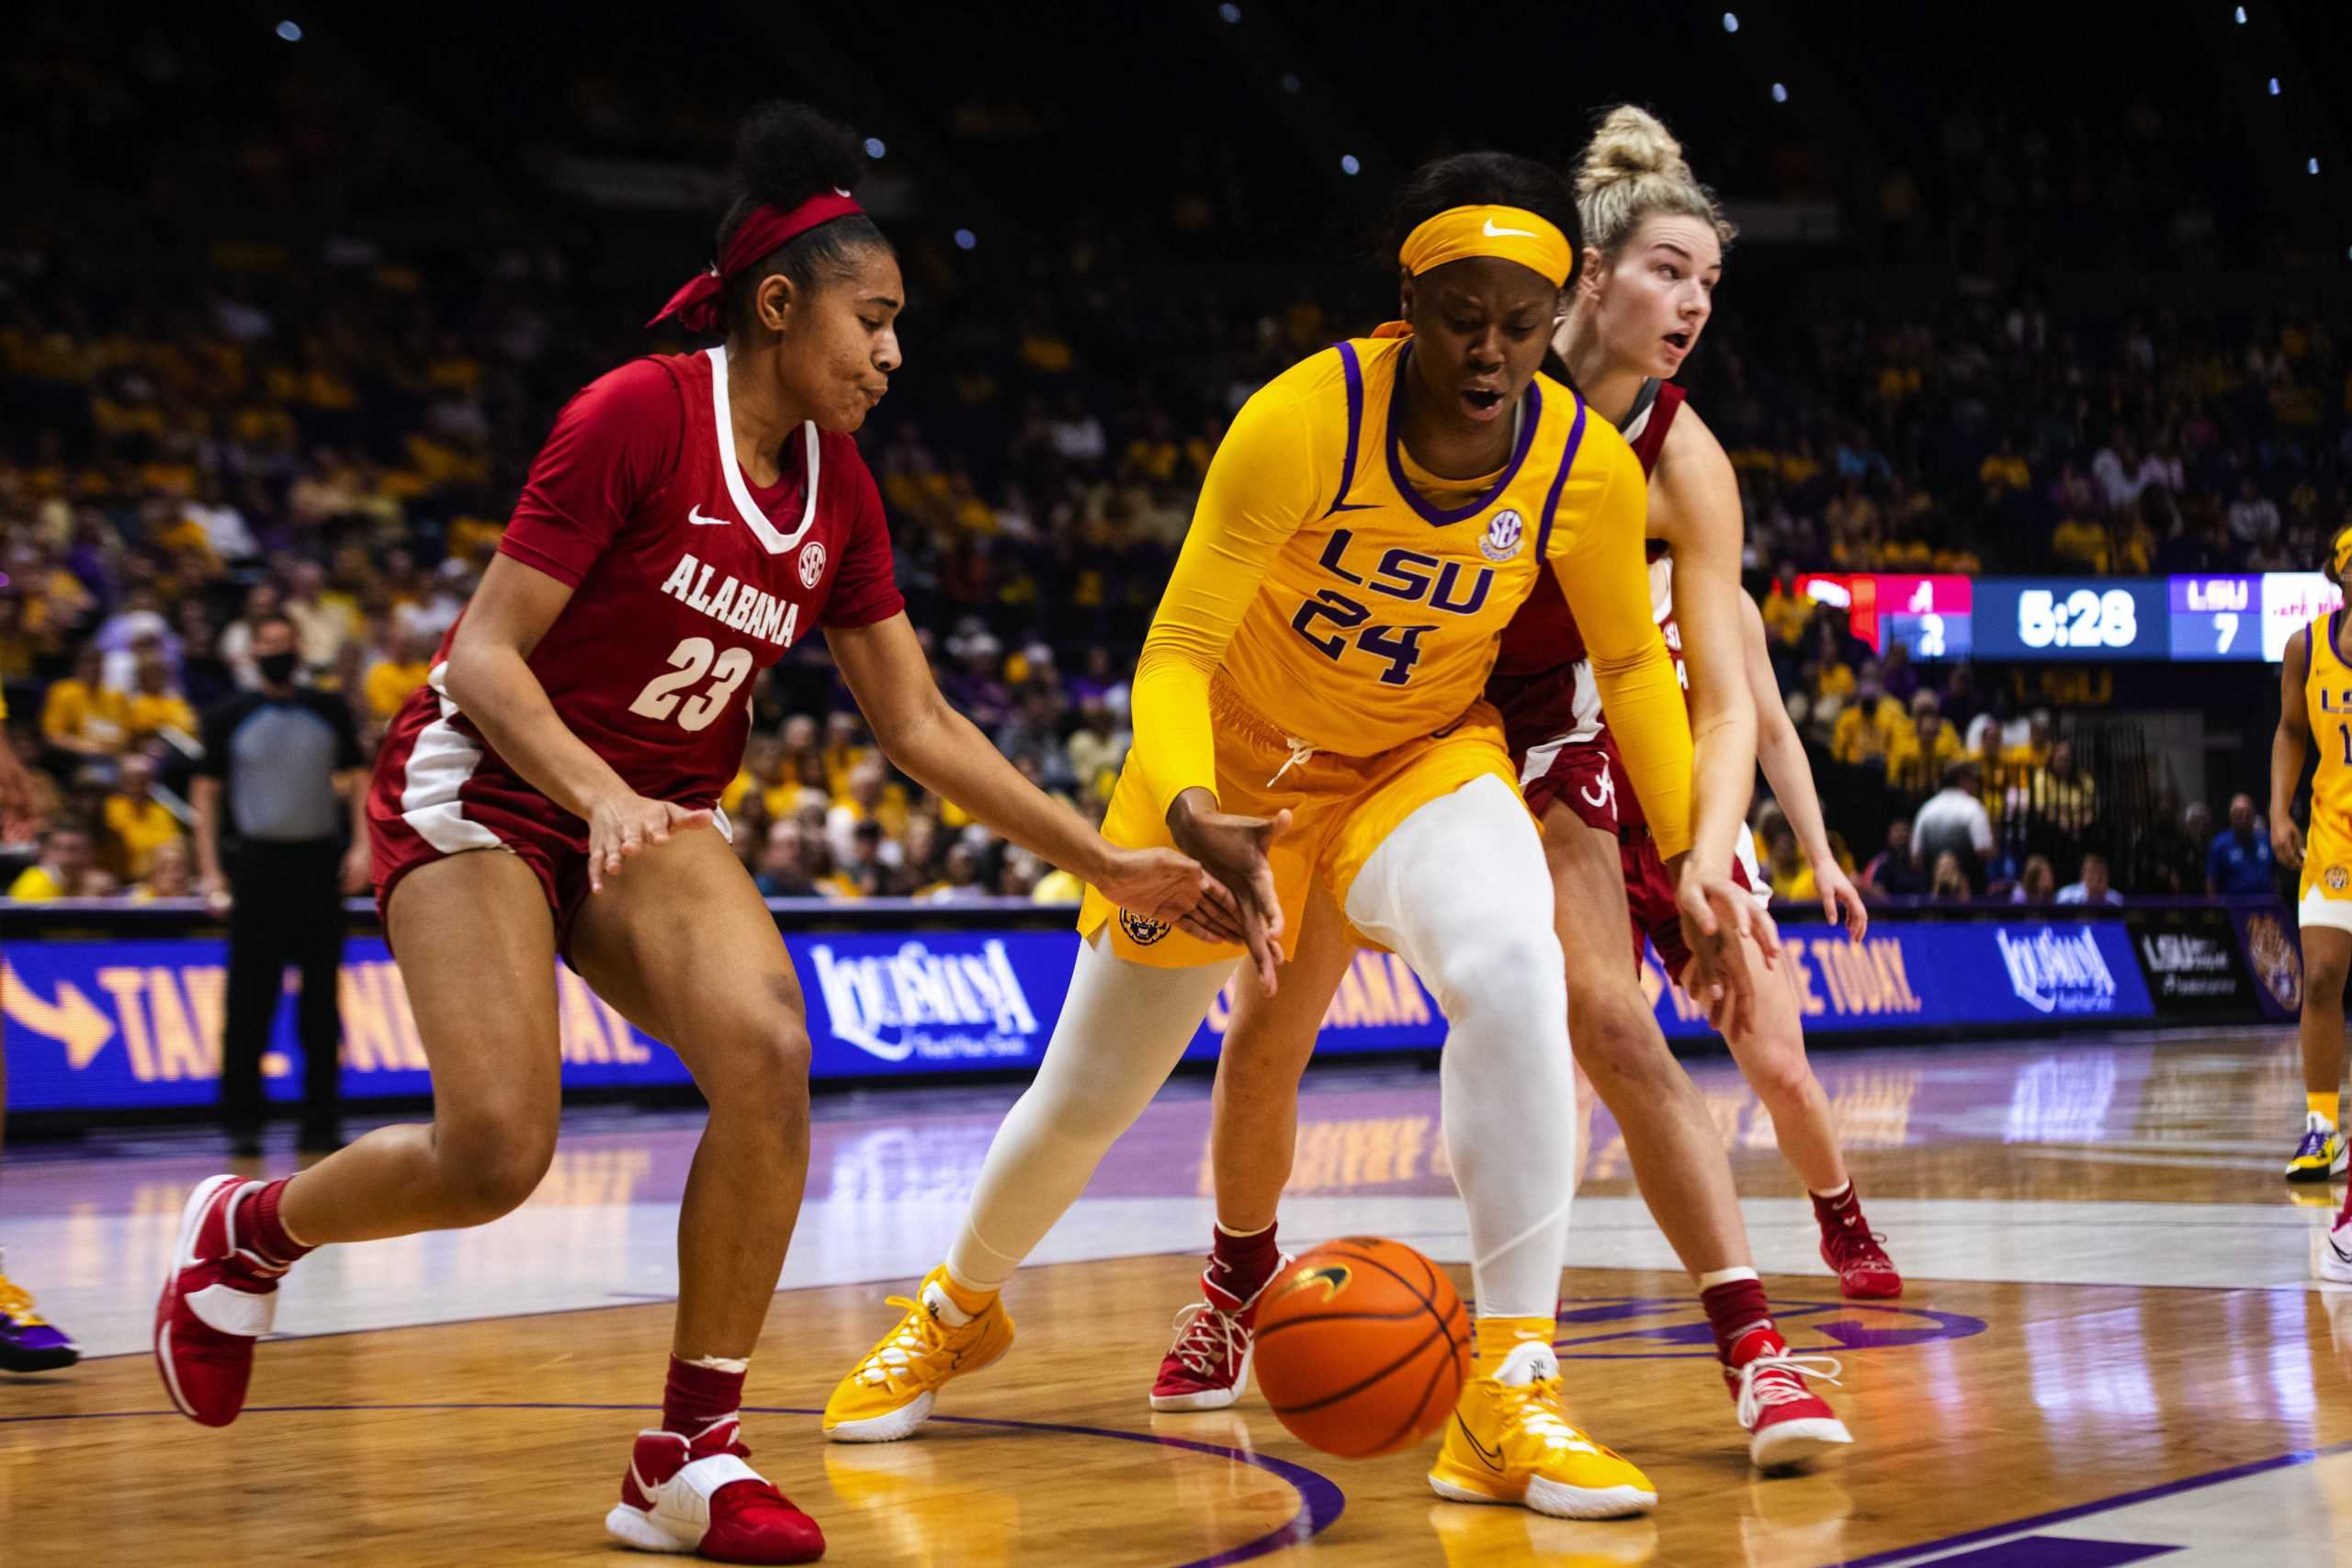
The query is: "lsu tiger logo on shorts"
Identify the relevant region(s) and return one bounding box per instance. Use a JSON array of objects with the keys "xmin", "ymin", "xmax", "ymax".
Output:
[
  {"xmin": 2328, "ymin": 864, "xmax": 2347, "ymax": 893},
  {"xmin": 1479, "ymin": 508, "xmax": 1525, "ymax": 563},
  {"xmin": 1119, "ymin": 907, "xmax": 1171, "ymax": 946}
]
